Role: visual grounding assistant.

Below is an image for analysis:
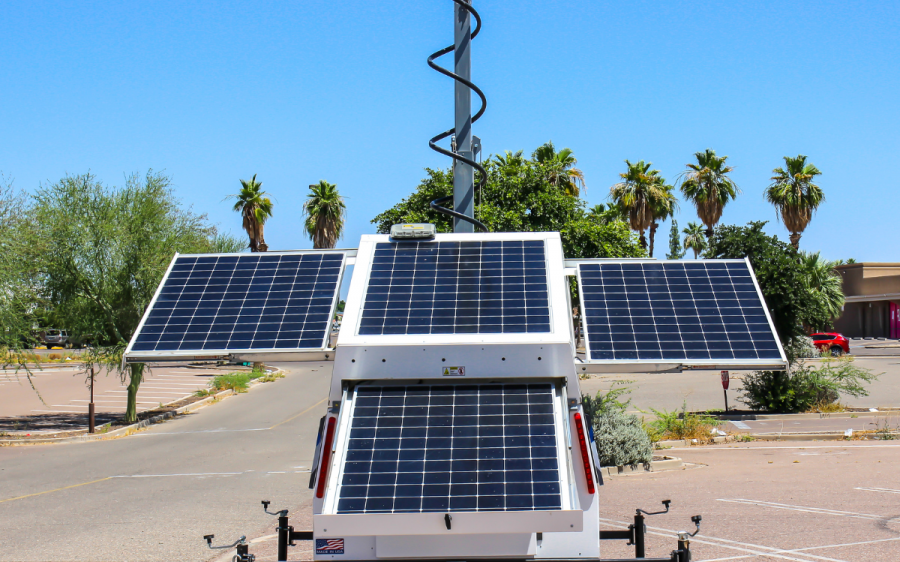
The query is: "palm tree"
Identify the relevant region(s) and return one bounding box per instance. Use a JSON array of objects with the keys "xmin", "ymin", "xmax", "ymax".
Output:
[
  {"xmin": 647, "ymin": 182, "xmax": 678, "ymax": 258},
  {"xmin": 678, "ymin": 149, "xmax": 740, "ymax": 239},
  {"xmin": 493, "ymin": 150, "xmax": 526, "ymax": 168},
  {"xmin": 765, "ymin": 155, "xmax": 824, "ymax": 249},
  {"xmin": 609, "ymin": 160, "xmax": 669, "ymax": 250},
  {"xmin": 533, "ymin": 141, "xmax": 586, "ymax": 197},
  {"xmin": 682, "ymin": 221, "xmax": 707, "ymax": 258},
  {"xmin": 228, "ymin": 174, "xmax": 273, "ymax": 252},
  {"xmin": 587, "ymin": 202, "xmax": 628, "ymax": 224},
  {"xmin": 303, "ymin": 180, "xmax": 346, "ymax": 249},
  {"xmin": 799, "ymin": 251, "xmax": 844, "ymax": 331}
]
